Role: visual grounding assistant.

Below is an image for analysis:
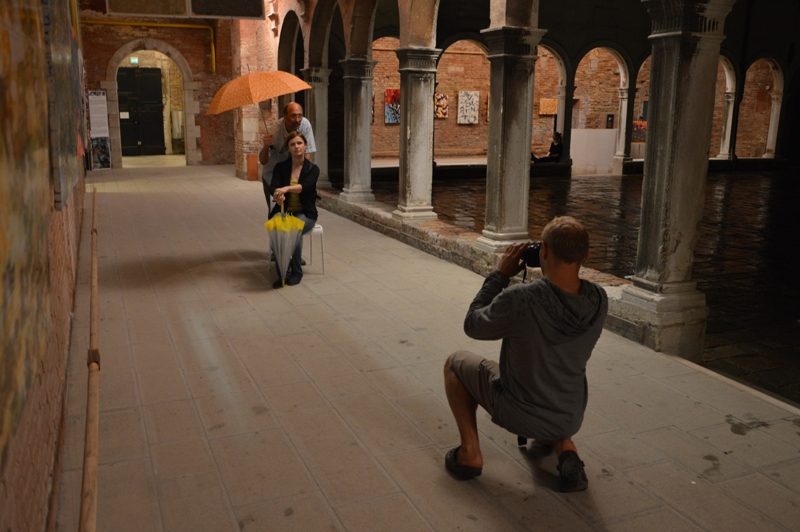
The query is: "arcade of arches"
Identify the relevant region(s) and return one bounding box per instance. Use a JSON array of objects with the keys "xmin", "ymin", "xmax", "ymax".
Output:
[
  {"xmin": 71, "ymin": 0, "xmax": 798, "ymax": 385},
  {"xmin": 2, "ymin": 2, "xmax": 799, "ymax": 528}
]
